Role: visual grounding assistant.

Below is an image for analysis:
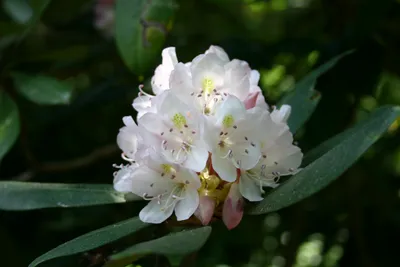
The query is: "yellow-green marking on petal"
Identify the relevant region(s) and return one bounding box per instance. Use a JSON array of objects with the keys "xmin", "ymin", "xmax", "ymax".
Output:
[
  {"xmin": 172, "ymin": 113, "xmax": 186, "ymax": 129},
  {"xmin": 202, "ymin": 78, "xmax": 214, "ymax": 94},
  {"xmin": 223, "ymin": 114, "xmax": 234, "ymax": 128}
]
